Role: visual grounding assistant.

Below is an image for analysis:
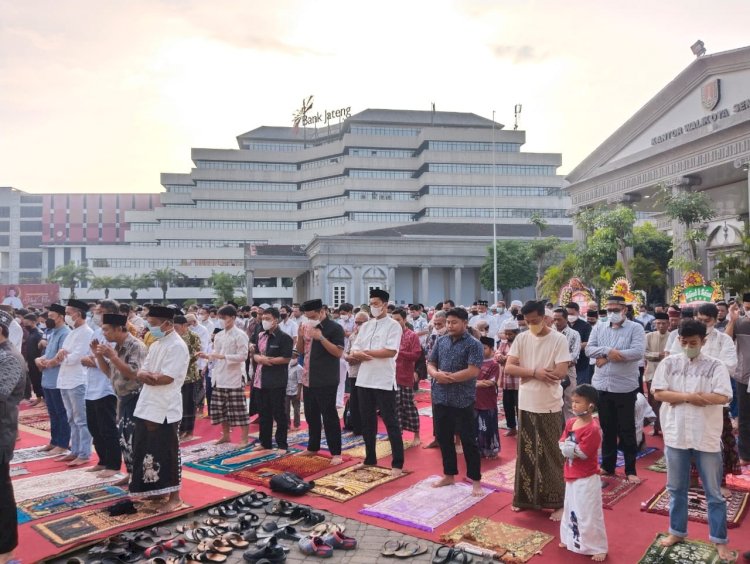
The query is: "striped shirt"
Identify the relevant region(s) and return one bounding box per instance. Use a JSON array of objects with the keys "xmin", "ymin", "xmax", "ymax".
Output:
[{"xmin": 585, "ymin": 319, "xmax": 645, "ymax": 393}]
